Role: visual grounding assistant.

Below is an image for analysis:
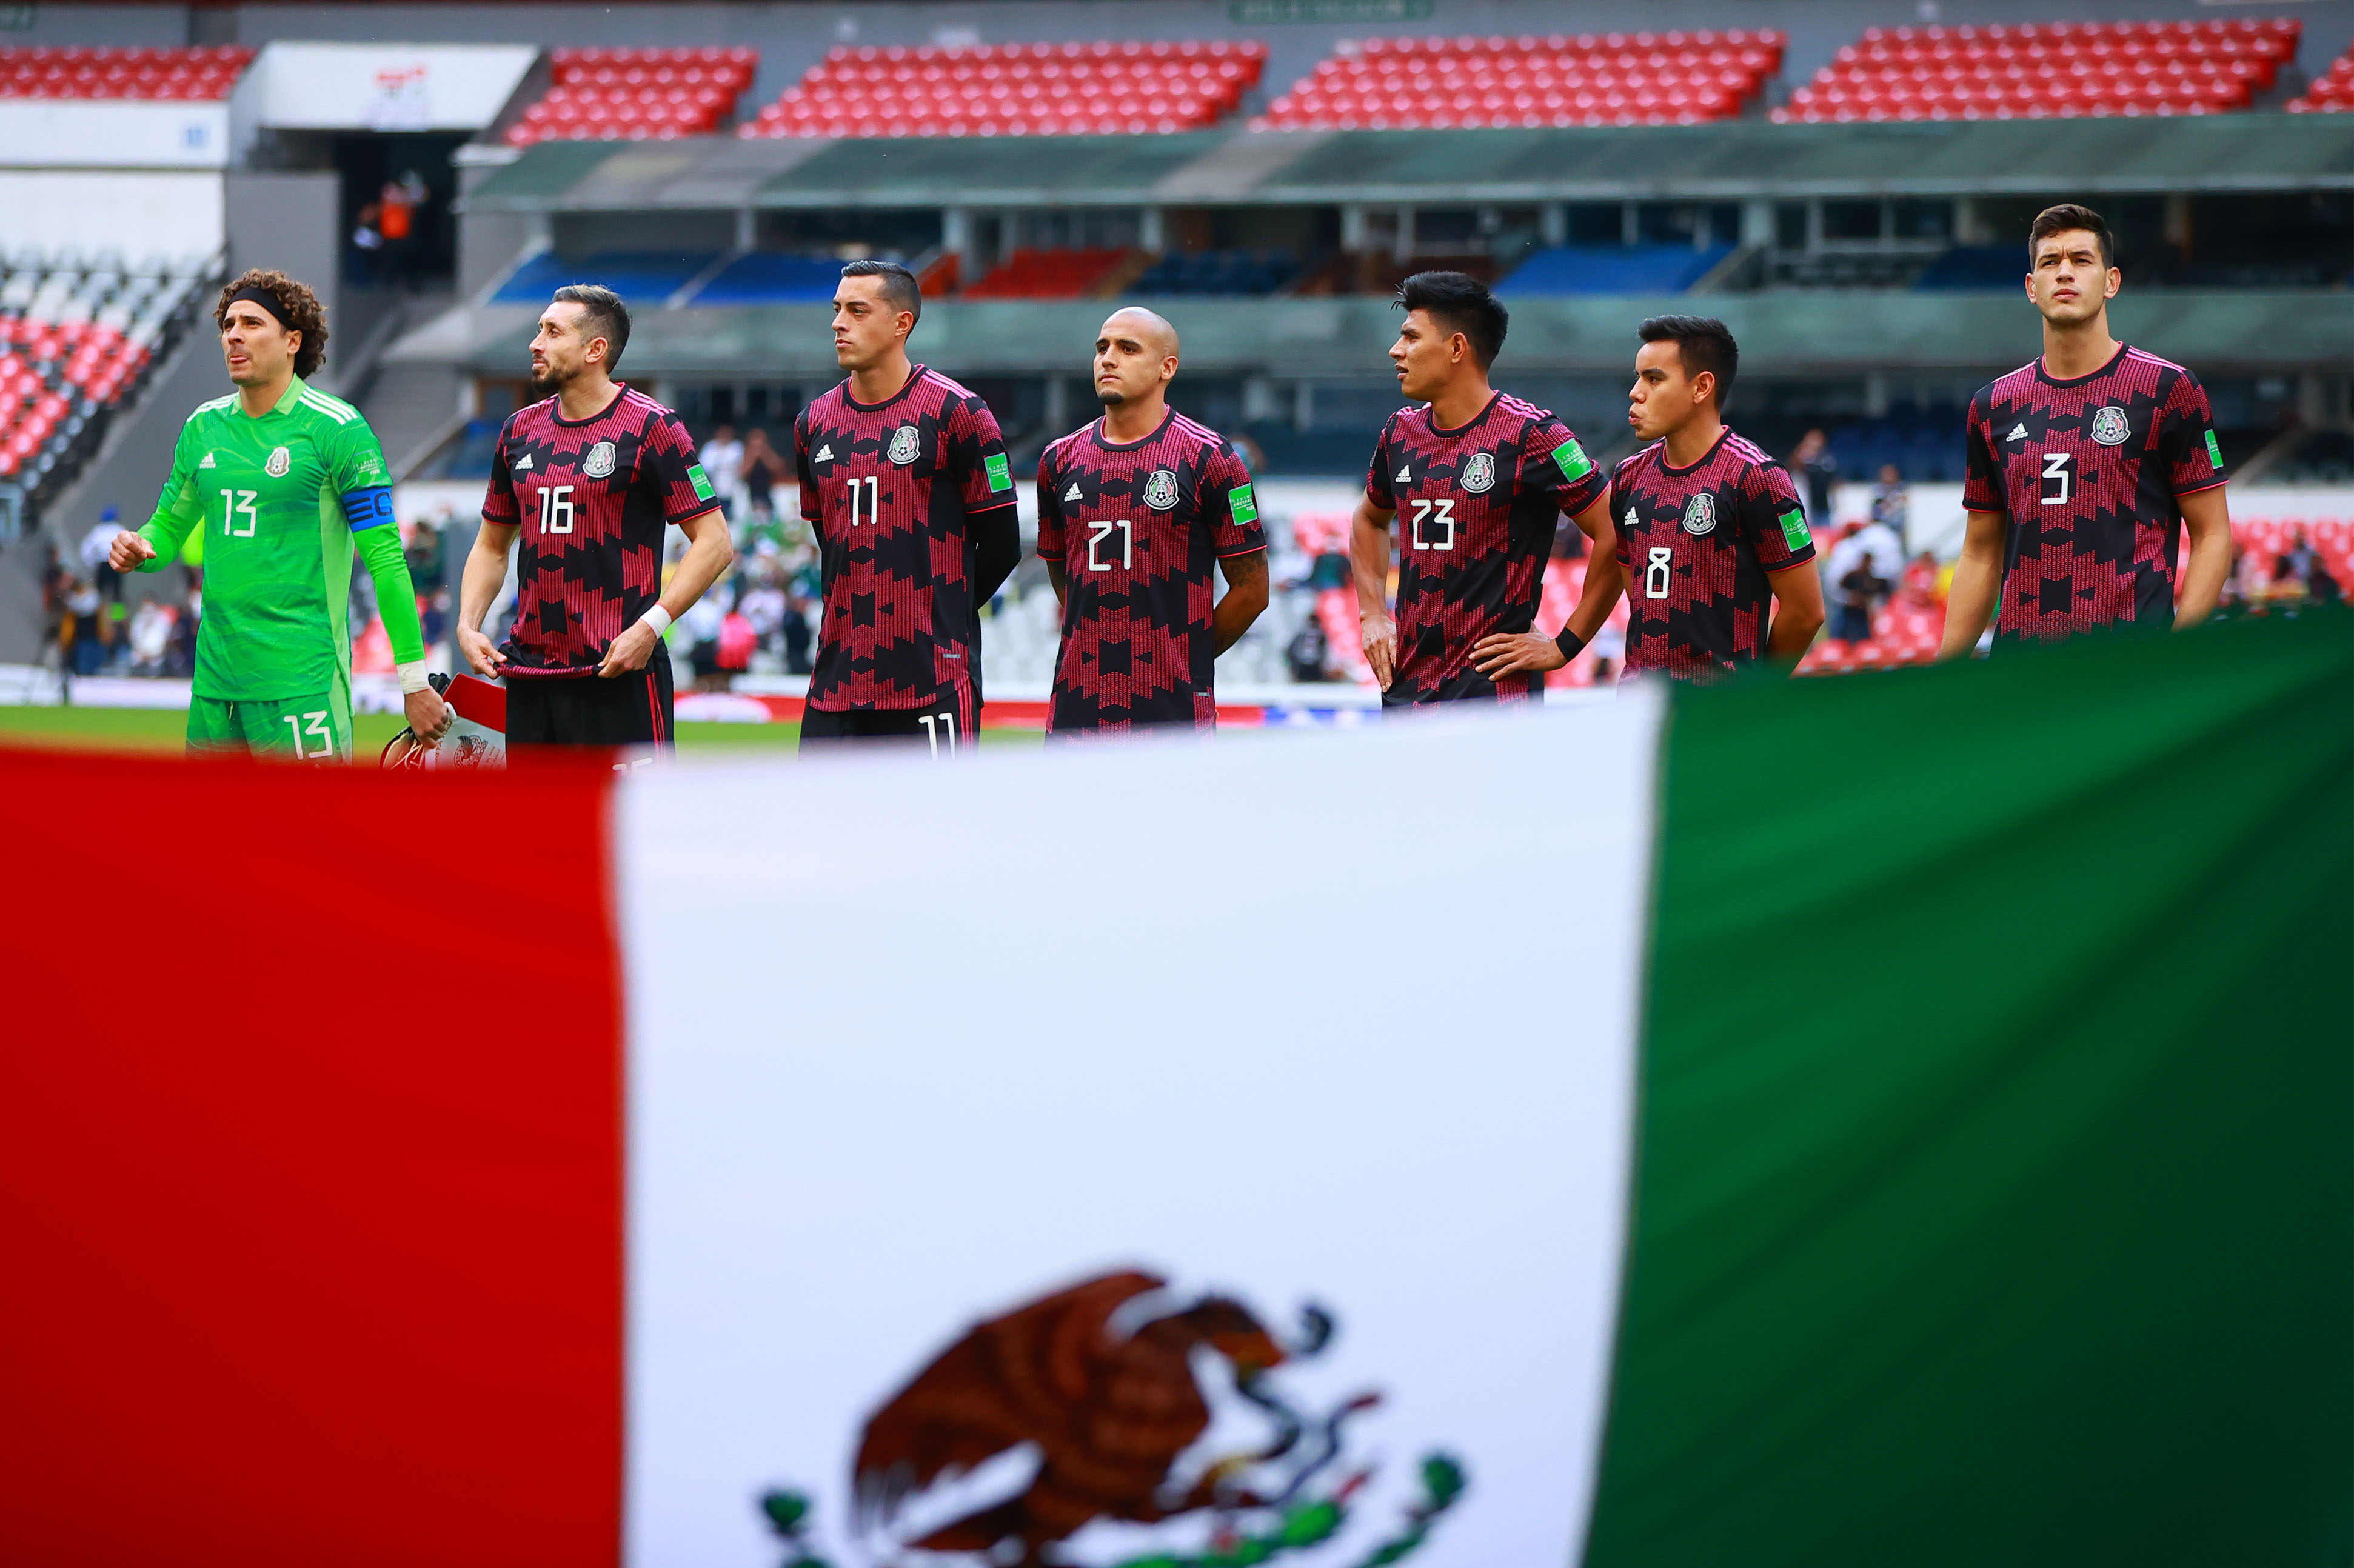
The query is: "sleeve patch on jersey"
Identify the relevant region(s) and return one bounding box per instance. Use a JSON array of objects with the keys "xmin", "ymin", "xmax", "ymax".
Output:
[
  {"xmin": 687, "ymin": 463, "xmax": 716, "ymax": 502},
  {"xmin": 985, "ymin": 452, "xmax": 1012, "ymax": 493},
  {"xmin": 1550, "ymin": 436, "xmax": 1594, "ymax": 483},
  {"xmin": 1229, "ymin": 484, "xmax": 1259, "ymax": 525},
  {"xmin": 1778, "ymin": 507, "xmax": 1810, "ymax": 551},
  {"xmin": 341, "ymin": 485, "xmax": 396, "ymax": 532},
  {"xmin": 2204, "ymin": 430, "xmax": 2223, "ymax": 471}
]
